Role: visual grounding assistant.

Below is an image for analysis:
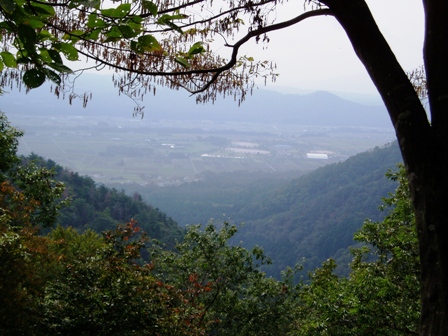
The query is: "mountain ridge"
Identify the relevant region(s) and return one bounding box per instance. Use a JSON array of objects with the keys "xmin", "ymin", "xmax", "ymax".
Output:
[{"xmin": 2, "ymin": 74, "xmax": 392, "ymax": 128}]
